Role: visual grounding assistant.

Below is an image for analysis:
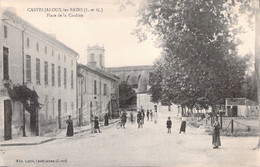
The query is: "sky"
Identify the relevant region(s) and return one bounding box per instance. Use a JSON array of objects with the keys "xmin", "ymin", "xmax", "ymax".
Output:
[
  {"xmin": 1, "ymin": 0, "xmax": 255, "ymax": 67},
  {"xmin": 1, "ymin": 0, "xmax": 161, "ymax": 67}
]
